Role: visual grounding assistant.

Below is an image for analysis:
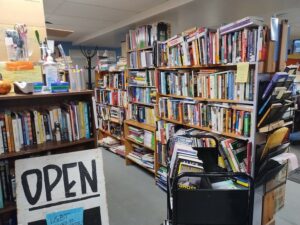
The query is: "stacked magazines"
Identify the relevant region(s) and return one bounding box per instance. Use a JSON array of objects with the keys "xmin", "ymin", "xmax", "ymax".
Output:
[{"xmin": 128, "ymin": 144, "xmax": 154, "ymax": 170}]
